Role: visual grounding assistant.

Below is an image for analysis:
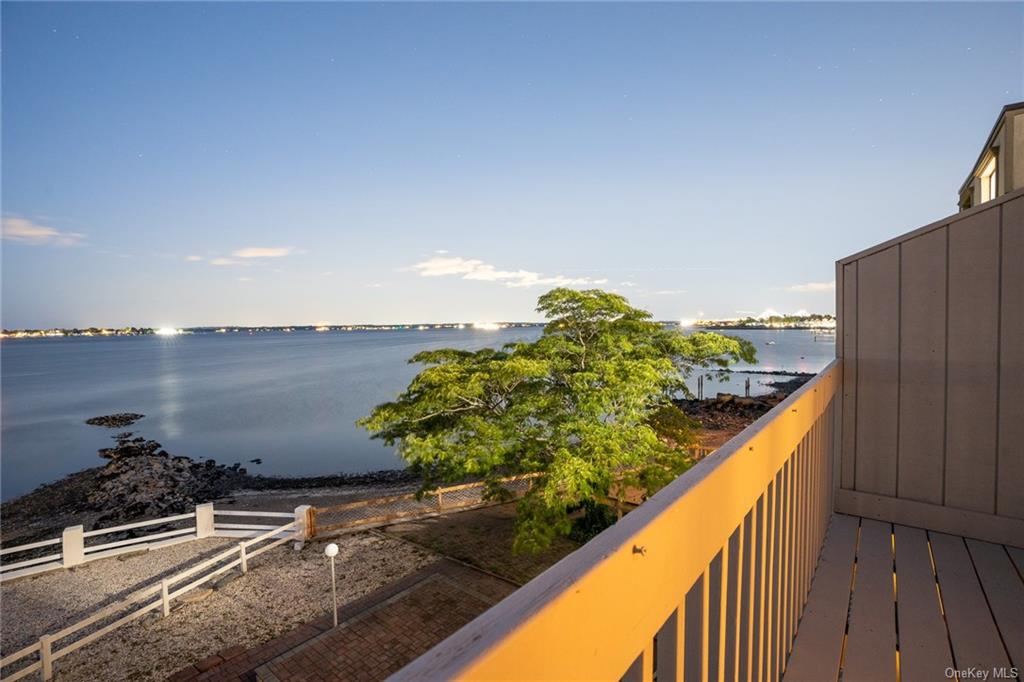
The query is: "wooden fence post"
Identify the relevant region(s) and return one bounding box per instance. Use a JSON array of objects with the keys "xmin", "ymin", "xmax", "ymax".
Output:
[
  {"xmin": 62, "ymin": 525, "xmax": 84, "ymax": 568},
  {"xmin": 294, "ymin": 505, "xmax": 313, "ymax": 549},
  {"xmin": 239, "ymin": 542, "xmax": 248, "ymax": 574},
  {"xmin": 195, "ymin": 502, "xmax": 215, "ymax": 539},
  {"xmin": 437, "ymin": 490, "xmax": 444, "ymax": 511},
  {"xmin": 40, "ymin": 634, "xmax": 53, "ymax": 680},
  {"xmin": 161, "ymin": 580, "xmax": 170, "ymax": 617}
]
